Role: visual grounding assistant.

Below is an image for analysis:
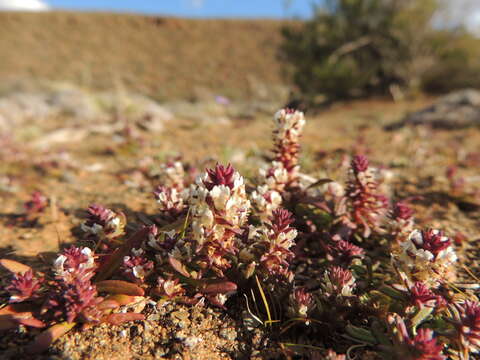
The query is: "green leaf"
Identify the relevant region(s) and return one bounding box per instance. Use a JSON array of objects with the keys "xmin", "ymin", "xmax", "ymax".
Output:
[
  {"xmin": 345, "ymin": 325, "xmax": 377, "ymax": 345},
  {"xmin": 411, "ymin": 307, "xmax": 433, "ymax": 332}
]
